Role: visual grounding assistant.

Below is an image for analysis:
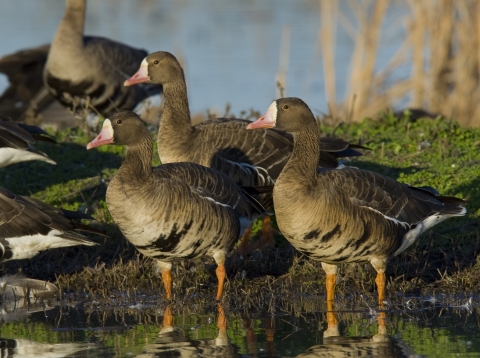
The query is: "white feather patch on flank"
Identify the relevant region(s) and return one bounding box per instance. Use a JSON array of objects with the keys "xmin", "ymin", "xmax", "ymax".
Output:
[
  {"xmin": 0, "ymin": 148, "xmax": 56, "ymax": 167},
  {"xmin": 5, "ymin": 231, "xmax": 93, "ymax": 261}
]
